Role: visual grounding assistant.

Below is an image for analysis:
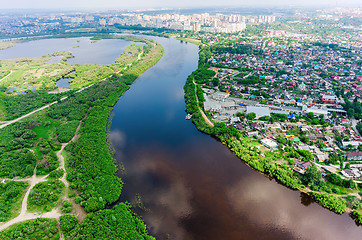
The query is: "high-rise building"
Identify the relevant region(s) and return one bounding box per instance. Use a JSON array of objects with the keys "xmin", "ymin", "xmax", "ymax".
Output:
[{"xmin": 192, "ymin": 22, "xmax": 201, "ymax": 32}]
